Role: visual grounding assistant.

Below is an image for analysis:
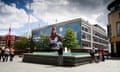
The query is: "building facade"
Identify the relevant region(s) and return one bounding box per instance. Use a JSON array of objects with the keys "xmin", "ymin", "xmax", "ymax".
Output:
[
  {"xmin": 0, "ymin": 35, "xmax": 16, "ymax": 48},
  {"xmin": 107, "ymin": 0, "xmax": 120, "ymax": 56},
  {"xmin": 32, "ymin": 18, "xmax": 108, "ymax": 50}
]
